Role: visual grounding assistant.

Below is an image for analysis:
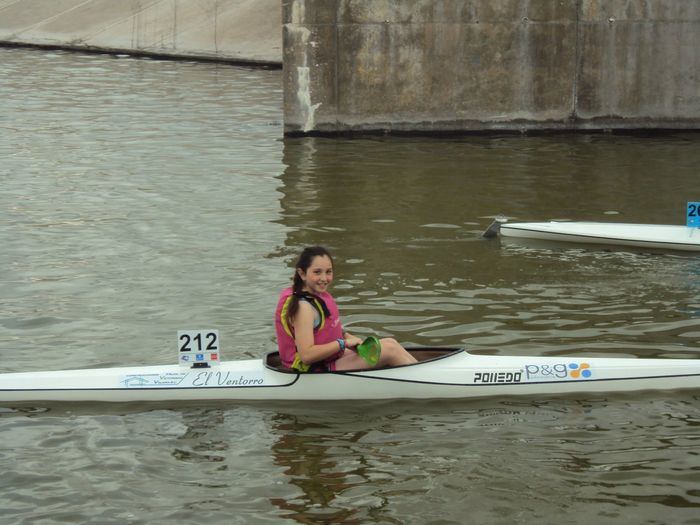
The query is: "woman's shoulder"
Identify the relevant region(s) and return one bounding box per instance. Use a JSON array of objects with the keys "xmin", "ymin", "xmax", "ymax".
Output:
[{"xmin": 295, "ymin": 298, "xmax": 317, "ymax": 320}]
